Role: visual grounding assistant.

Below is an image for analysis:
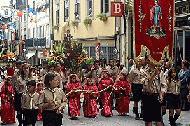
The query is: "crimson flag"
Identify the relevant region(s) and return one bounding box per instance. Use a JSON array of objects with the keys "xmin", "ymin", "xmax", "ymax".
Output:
[{"xmin": 134, "ymin": 0, "xmax": 174, "ymax": 62}]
